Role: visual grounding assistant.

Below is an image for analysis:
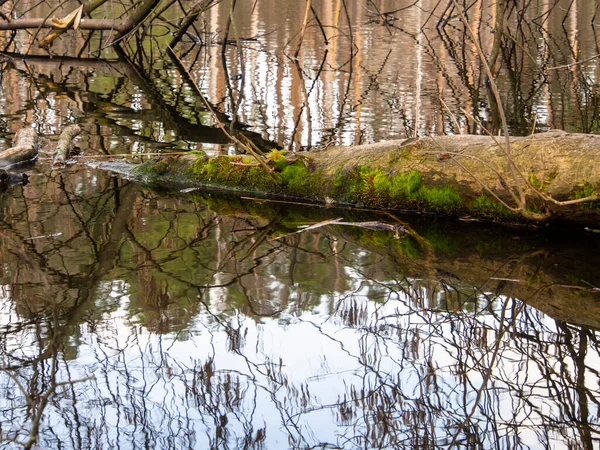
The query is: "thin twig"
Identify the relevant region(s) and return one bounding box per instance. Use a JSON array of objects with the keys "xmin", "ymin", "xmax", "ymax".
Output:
[{"xmin": 545, "ymin": 53, "xmax": 600, "ymax": 71}]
